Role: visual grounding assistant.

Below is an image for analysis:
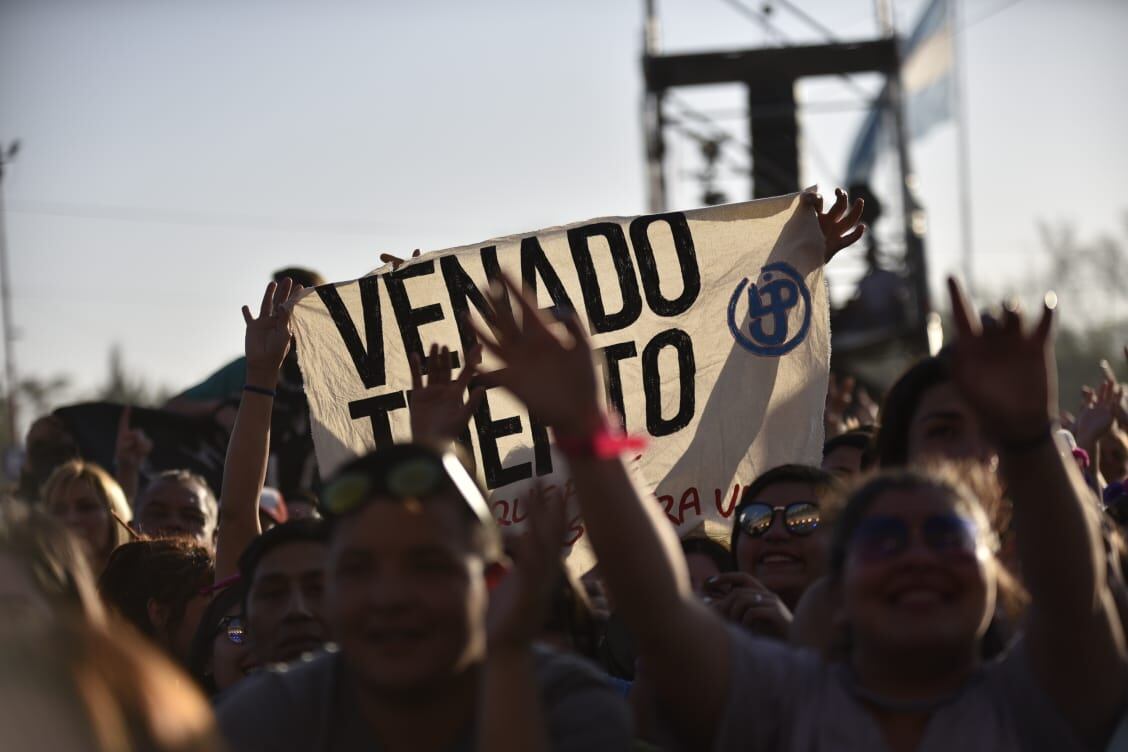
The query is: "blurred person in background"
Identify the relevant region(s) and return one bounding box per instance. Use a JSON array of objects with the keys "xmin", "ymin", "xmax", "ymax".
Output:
[
  {"xmin": 0, "ymin": 616, "xmax": 222, "ymax": 752},
  {"xmin": 41, "ymin": 459, "xmax": 133, "ymax": 574},
  {"xmin": 822, "ymin": 427, "xmax": 875, "ymax": 480},
  {"xmin": 188, "ymin": 580, "xmax": 256, "ymax": 697},
  {"xmin": 17, "ymin": 415, "xmax": 80, "ymax": 503},
  {"xmin": 134, "ymin": 469, "xmax": 219, "ymax": 551},
  {"xmin": 680, "ymin": 528, "xmax": 732, "ymax": 598},
  {"xmin": 99, "ymin": 538, "xmax": 214, "ymax": 664},
  {"xmin": 238, "ymin": 519, "xmax": 330, "ymax": 666},
  {"xmin": 284, "ymin": 489, "xmax": 321, "ymax": 520},
  {"xmin": 0, "ymin": 499, "xmax": 104, "ymax": 624}
]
